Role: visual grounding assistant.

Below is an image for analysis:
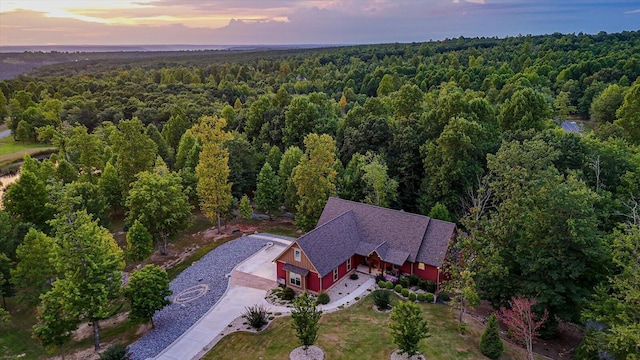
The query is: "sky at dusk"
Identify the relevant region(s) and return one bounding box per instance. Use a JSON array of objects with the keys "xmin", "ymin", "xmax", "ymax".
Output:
[{"xmin": 0, "ymin": 0, "xmax": 639, "ymax": 46}]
